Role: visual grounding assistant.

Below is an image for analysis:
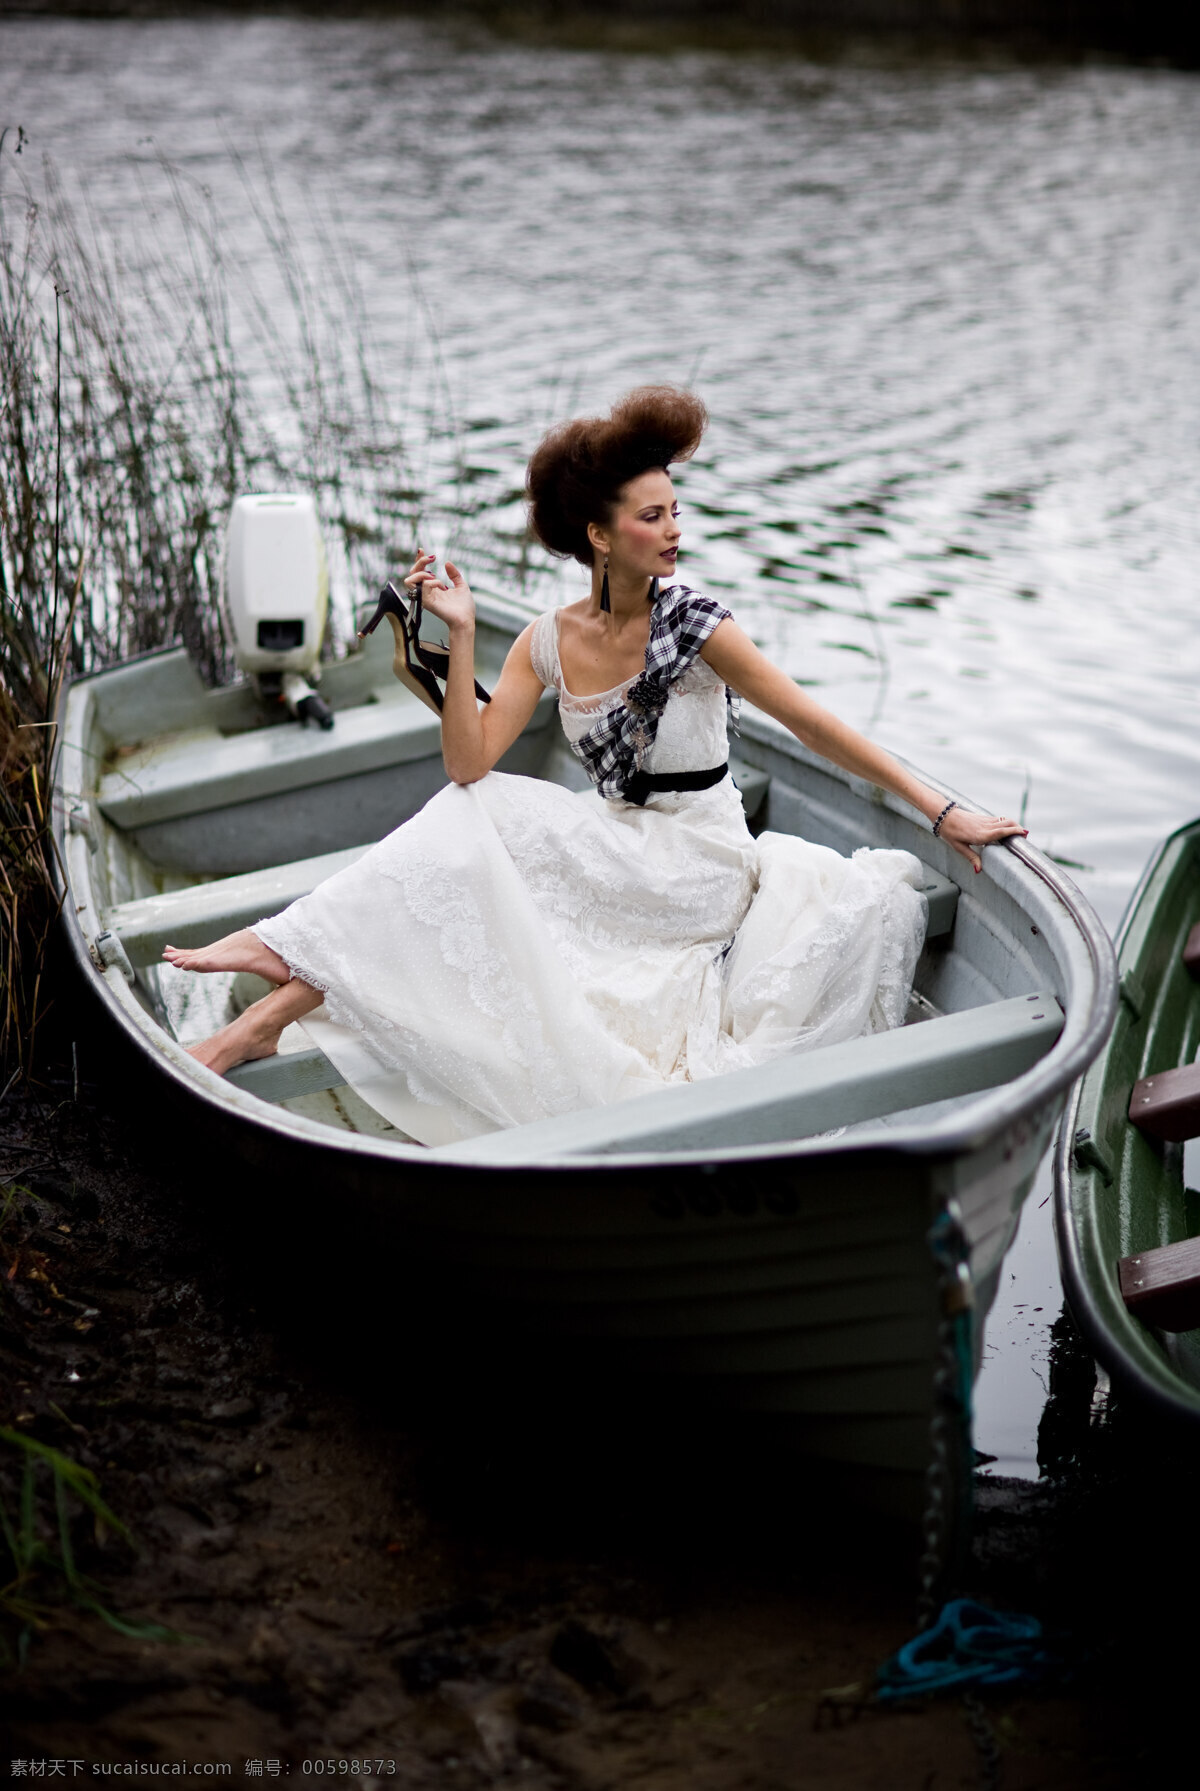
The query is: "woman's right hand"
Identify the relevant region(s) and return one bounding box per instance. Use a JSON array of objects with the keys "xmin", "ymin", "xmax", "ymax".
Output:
[{"xmin": 405, "ymin": 550, "xmax": 476, "ymax": 634}]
